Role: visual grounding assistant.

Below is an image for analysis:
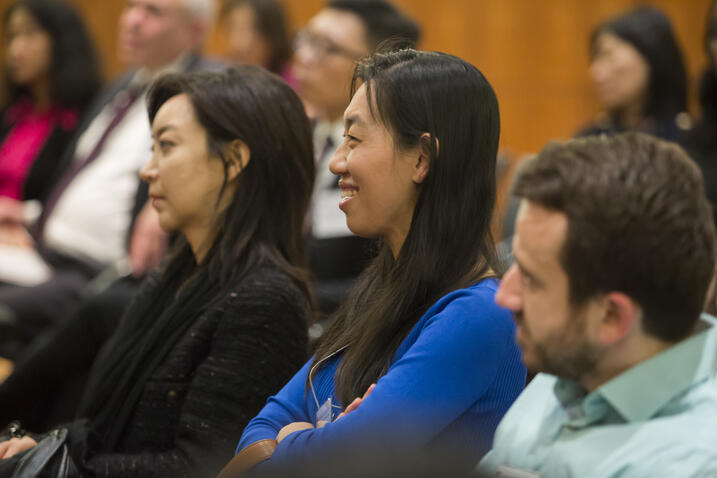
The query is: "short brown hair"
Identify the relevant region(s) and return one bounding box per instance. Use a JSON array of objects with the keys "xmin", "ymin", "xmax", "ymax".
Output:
[{"xmin": 513, "ymin": 133, "xmax": 716, "ymax": 341}]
